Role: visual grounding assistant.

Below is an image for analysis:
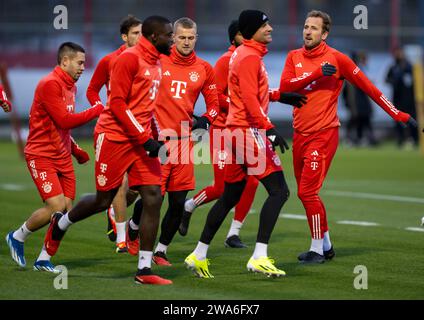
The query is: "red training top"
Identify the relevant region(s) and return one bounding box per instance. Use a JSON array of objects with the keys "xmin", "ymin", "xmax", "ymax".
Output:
[
  {"xmin": 154, "ymin": 46, "xmax": 219, "ymax": 138},
  {"xmin": 98, "ymin": 36, "xmax": 161, "ymax": 145},
  {"xmin": 227, "ymin": 39, "xmax": 274, "ymax": 130},
  {"xmin": 280, "ymin": 41, "xmax": 411, "ymax": 135},
  {"xmin": 24, "ymin": 66, "xmax": 103, "ymax": 159}
]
